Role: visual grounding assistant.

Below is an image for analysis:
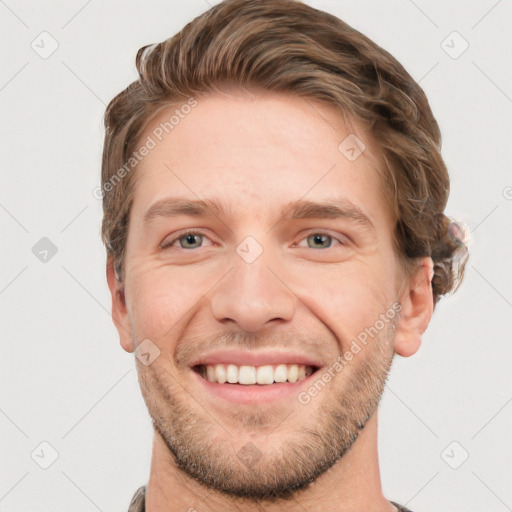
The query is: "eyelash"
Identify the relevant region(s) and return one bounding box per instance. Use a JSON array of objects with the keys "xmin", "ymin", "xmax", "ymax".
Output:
[{"xmin": 160, "ymin": 229, "xmax": 349, "ymax": 250}]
